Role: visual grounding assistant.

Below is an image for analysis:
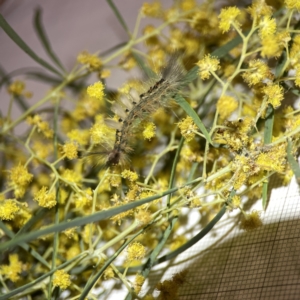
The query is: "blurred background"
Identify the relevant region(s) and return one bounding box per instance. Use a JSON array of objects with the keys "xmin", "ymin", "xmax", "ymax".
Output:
[{"xmin": 0, "ymin": 0, "xmax": 166, "ymax": 127}]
